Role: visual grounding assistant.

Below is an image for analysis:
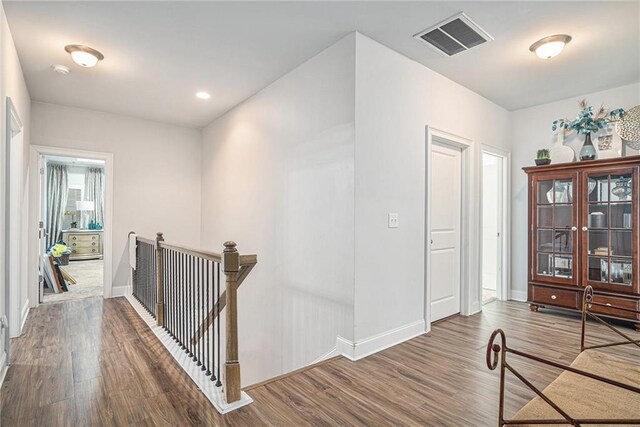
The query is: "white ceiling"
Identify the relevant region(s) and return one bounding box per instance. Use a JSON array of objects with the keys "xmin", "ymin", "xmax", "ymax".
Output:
[{"xmin": 4, "ymin": 2, "xmax": 639, "ymax": 128}]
